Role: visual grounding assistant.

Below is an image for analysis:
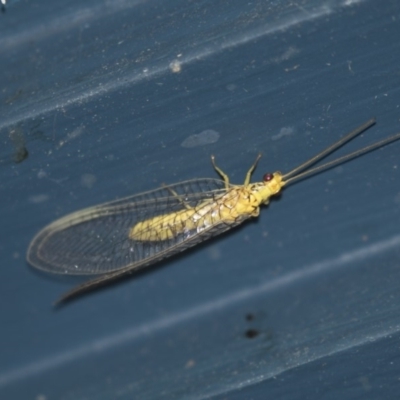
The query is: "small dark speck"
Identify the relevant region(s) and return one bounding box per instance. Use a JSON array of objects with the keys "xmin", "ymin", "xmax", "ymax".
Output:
[
  {"xmin": 245, "ymin": 313, "xmax": 255, "ymax": 321},
  {"xmin": 245, "ymin": 328, "xmax": 259, "ymax": 339}
]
